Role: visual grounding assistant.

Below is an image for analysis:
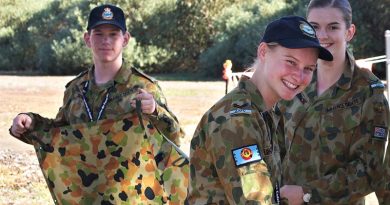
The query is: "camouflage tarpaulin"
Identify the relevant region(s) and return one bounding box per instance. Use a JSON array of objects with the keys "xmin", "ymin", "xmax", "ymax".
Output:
[{"xmin": 29, "ymin": 112, "xmax": 189, "ymax": 205}]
